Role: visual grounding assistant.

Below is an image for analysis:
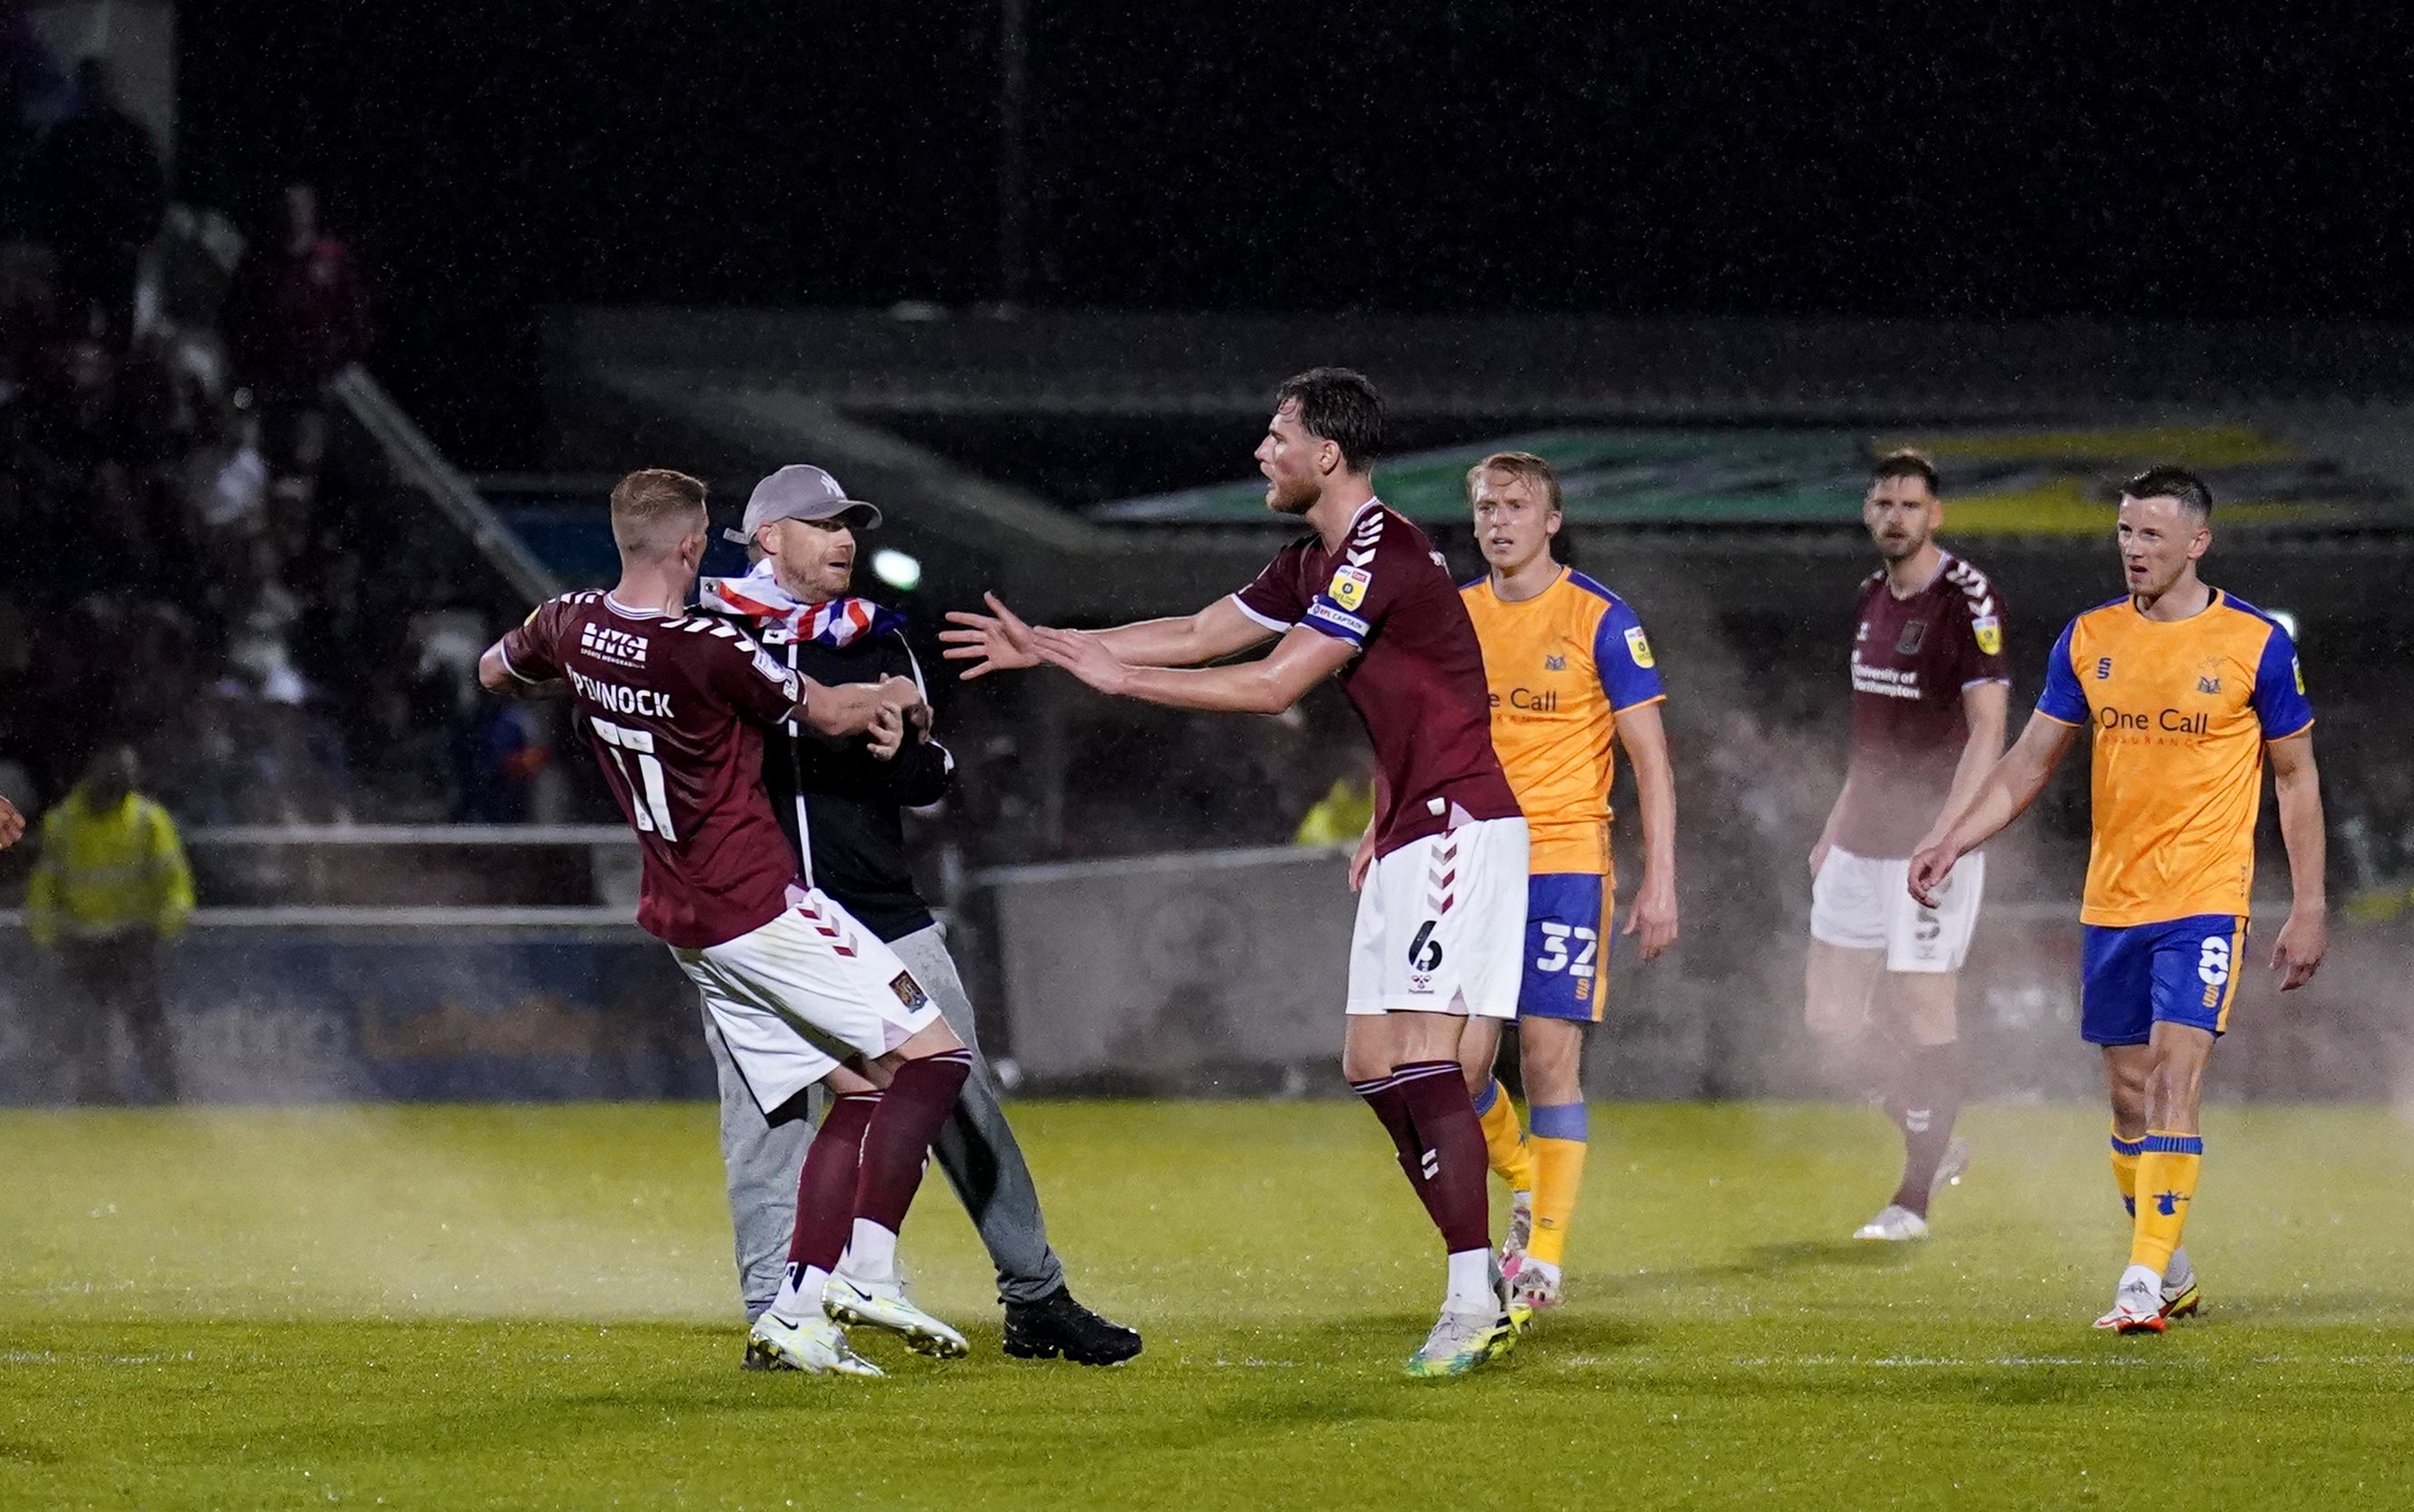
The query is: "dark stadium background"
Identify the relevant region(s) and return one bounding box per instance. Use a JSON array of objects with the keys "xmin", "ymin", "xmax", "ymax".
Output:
[{"xmin": 177, "ymin": 1, "xmax": 2414, "ymax": 470}]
